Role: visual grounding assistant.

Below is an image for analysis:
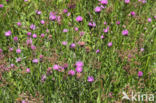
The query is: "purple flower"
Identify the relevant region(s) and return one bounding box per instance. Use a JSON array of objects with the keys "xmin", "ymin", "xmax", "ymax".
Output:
[
  {"xmin": 22, "ymin": 100, "xmax": 26, "ymax": 103},
  {"xmin": 40, "ymin": 20, "xmax": 45, "ymax": 24},
  {"xmin": 41, "ymin": 75, "xmax": 46, "ymax": 82},
  {"xmin": 101, "ymin": 35, "xmax": 104, "ymax": 39},
  {"xmin": 26, "ymin": 68, "xmax": 30, "ymax": 73},
  {"xmin": 63, "ymin": 29, "xmax": 68, "ymax": 32},
  {"xmin": 5, "ymin": 30, "xmax": 12, "ymax": 37},
  {"xmin": 80, "ymin": 31, "xmax": 85, "ymax": 36},
  {"xmin": 68, "ymin": 70, "xmax": 75, "ymax": 76},
  {"xmin": 16, "ymin": 58, "xmax": 21, "ymax": 62},
  {"xmin": 130, "ymin": 11, "xmax": 136, "ymax": 16},
  {"xmin": 140, "ymin": 48, "xmax": 144, "ymax": 52},
  {"xmin": 9, "ymin": 48, "xmax": 14, "ymax": 51},
  {"xmin": 10, "ymin": 64, "xmax": 15, "ymax": 68},
  {"xmin": 53, "ymin": 64, "xmax": 60, "ymax": 70},
  {"xmin": 63, "ymin": 9, "xmax": 68, "ymax": 13},
  {"xmin": 74, "ymin": 27, "xmax": 79, "ymax": 31},
  {"xmin": 108, "ymin": 42, "xmax": 112, "ymax": 47},
  {"xmin": 87, "ymin": 76, "xmax": 94, "ymax": 82},
  {"xmin": 26, "ymin": 38, "xmax": 32, "ymax": 45},
  {"xmin": 103, "ymin": 27, "xmax": 109, "ymax": 33},
  {"xmin": 94, "ymin": 6, "xmax": 101, "ymax": 13},
  {"xmin": 31, "ymin": 45, "xmax": 36, "ymax": 50},
  {"xmin": 30, "ymin": 24, "xmax": 36, "ymax": 30},
  {"xmin": 36, "ymin": 10, "xmax": 42, "ymax": 15},
  {"xmin": 75, "ymin": 61, "xmax": 84, "ymax": 67},
  {"xmin": 62, "ymin": 41, "xmax": 68, "ymax": 45},
  {"xmin": 116, "ymin": 21, "xmax": 120, "ymax": 25},
  {"xmin": 0, "ymin": 4, "xmax": 4, "ymax": 8},
  {"xmin": 67, "ymin": 12, "xmax": 71, "ymax": 16},
  {"xmin": 0, "ymin": 49, "xmax": 3, "ymax": 53},
  {"xmin": 96, "ymin": 49, "xmax": 100, "ymax": 53},
  {"xmin": 49, "ymin": 12, "xmax": 57, "ymax": 21},
  {"xmin": 17, "ymin": 22, "xmax": 22, "ymax": 26},
  {"xmin": 148, "ymin": 18, "xmax": 152, "ymax": 22},
  {"xmin": 104, "ymin": 21, "xmax": 107, "ymax": 25},
  {"xmin": 125, "ymin": 0, "xmax": 130, "ymax": 4},
  {"xmin": 32, "ymin": 34, "xmax": 37, "ymax": 38},
  {"xmin": 122, "ymin": 29, "xmax": 129, "ymax": 36},
  {"xmin": 88, "ymin": 22, "xmax": 96, "ymax": 28},
  {"xmin": 154, "ymin": 16, "xmax": 156, "ymax": 19},
  {"xmin": 27, "ymin": 32, "xmax": 31, "ymax": 36},
  {"xmin": 75, "ymin": 66, "xmax": 83, "ymax": 73},
  {"xmin": 138, "ymin": 71, "xmax": 143, "ymax": 77},
  {"xmin": 13, "ymin": 36, "xmax": 18, "ymax": 42},
  {"xmin": 41, "ymin": 33, "xmax": 45, "ymax": 38},
  {"xmin": 76, "ymin": 16, "xmax": 83, "ymax": 22},
  {"xmin": 101, "ymin": 0, "xmax": 108, "ymax": 5},
  {"xmin": 32, "ymin": 59, "xmax": 38, "ymax": 63},
  {"xmin": 70, "ymin": 43, "xmax": 76, "ymax": 49},
  {"xmin": 16, "ymin": 48, "xmax": 21, "ymax": 54}
]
